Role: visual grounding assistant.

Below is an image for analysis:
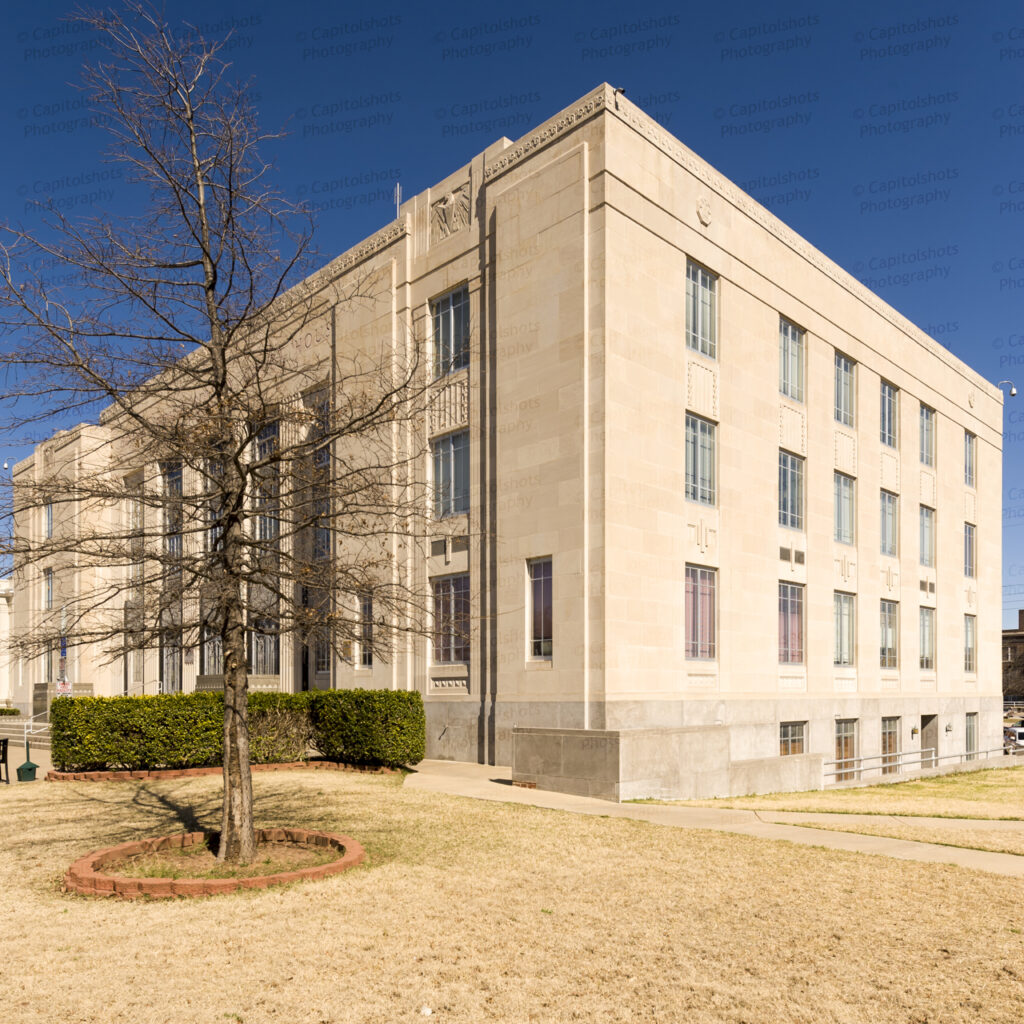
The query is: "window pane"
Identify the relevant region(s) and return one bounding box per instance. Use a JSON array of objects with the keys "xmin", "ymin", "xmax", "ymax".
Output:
[
  {"xmin": 964, "ymin": 431, "xmax": 976, "ymax": 487},
  {"xmin": 834, "ymin": 473, "xmax": 855, "ymax": 545},
  {"xmin": 880, "ymin": 600, "xmax": 898, "ymax": 668},
  {"xmin": 919, "ymin": 607, "xmax": 935, "ymax": 670},
  {"xmin": 919, "ymin": 506, "xmax": 935, "ymax": 567},
  {"xmin": 880, "ymin": 382, "xmax": 897, "ymax": 447},
  {"xmin": 529, "ymin": 559, "xmax": 553, "ymax": 658},
  {"xmin": 685, "ymin": 565, "xmax": 716, "ymax": 659},
  {"xmin": 779, "ymin": 318, "xmax": 804, "ymax": 402},
  {"xmin": 920, "ymin": 405, "xmax": 935, "ymax": 466},
  {"xmin": 779, "ymin": 583, "xmax": 804, "ymax": 663},
  {"xmin": 779, "ymin": 451, "xmax": 804, "ymax": 530},
  {"xmin": 880, "ymin": 491, "xmax": 898, "ymax": 556},
  {"xmin": 834, "ymin": 592, "xmax": 855, "ymax": 666},
  {"xmin": 835, "ymin": 354, "xmax": 855, "ymax": 426},
  {"xmin": 964, "ymin": 523, "xmax": 976, "ymax": 578},
  {"xmin": 686, "ymin": 261, "xmax": 717, "ymax": 359},
  {"xmin": 685, "ymin": 415, "xmax": 716, "ymax": 505}
]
